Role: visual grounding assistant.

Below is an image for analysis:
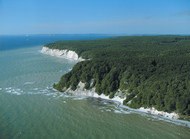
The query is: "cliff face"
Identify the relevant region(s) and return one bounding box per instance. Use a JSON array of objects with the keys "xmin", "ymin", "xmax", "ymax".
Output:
[
  {"xmin": 64, "ymin": 81, "xmax": 126, "ymax": 104},
  {"xmin": 63, "ymin": 81, "xmax": 179, "ymax": 120},
  {"xmin": 41, "ymin": 47, "xmax": 84, "ymax": 61}
]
